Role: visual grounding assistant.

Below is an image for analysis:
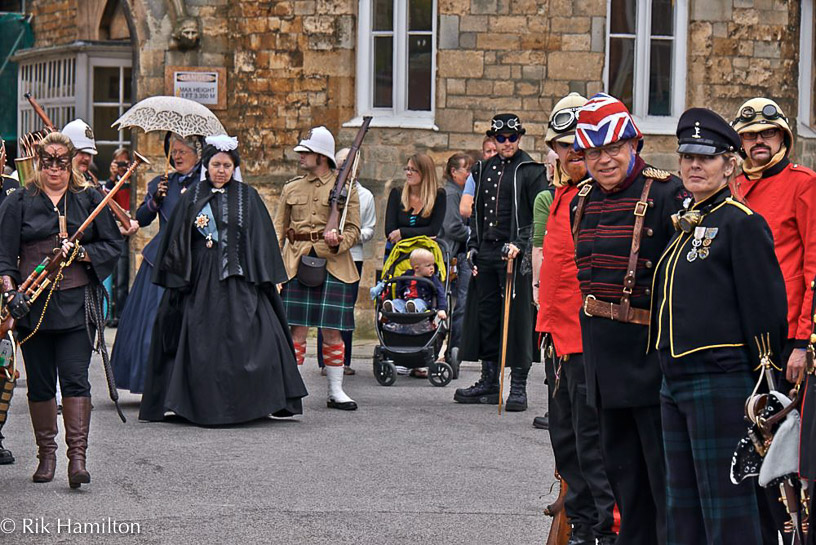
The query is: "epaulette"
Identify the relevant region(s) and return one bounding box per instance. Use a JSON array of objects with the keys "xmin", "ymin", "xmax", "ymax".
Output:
[
  {"xmin": 725, "ymin": 197, "xmax": 753, "ymax": 215},
  {"xmin": 284, "ymin": 175, "xmax": 306, "ymax": 185},
  {"xmin": 643, "ymin": 167, "xmax": 672, "ymax": 181}
]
